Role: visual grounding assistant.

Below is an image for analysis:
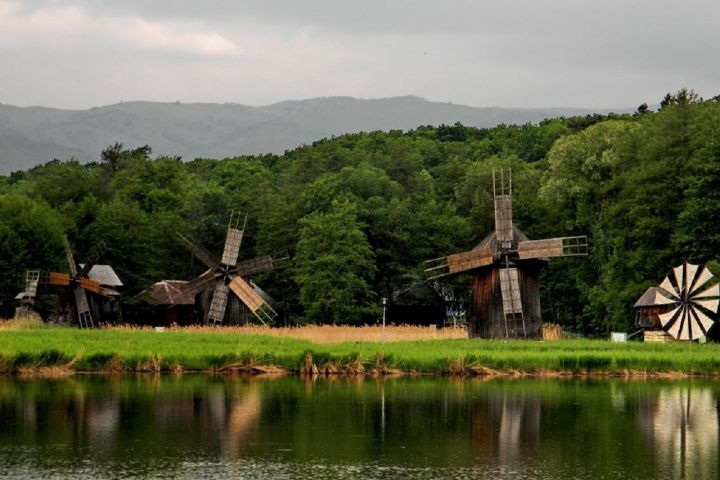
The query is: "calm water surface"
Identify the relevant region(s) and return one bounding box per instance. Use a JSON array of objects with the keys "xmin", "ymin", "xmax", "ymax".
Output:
[{"xmin": 0, "ymin": 375, "xmax": 718, "ymax": 479}]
